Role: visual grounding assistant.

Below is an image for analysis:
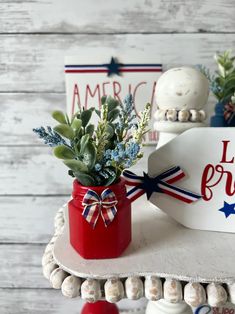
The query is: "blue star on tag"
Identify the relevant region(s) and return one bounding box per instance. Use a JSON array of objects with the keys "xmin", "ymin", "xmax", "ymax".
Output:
[
  {"xmin": 219, "ymin": 201, "xmax": 235, "ymax": 218},
  {"xmin": 106, "ymin": 57, "xmax": 122, "ymax": 77}
]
